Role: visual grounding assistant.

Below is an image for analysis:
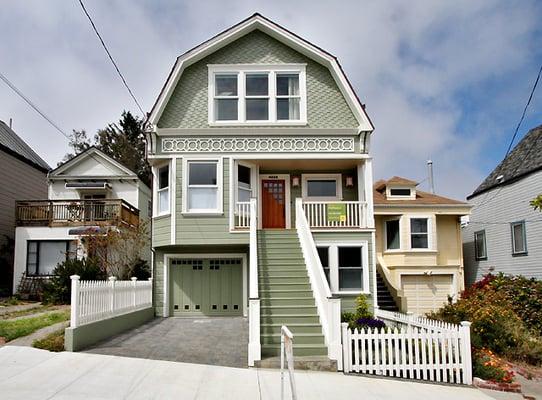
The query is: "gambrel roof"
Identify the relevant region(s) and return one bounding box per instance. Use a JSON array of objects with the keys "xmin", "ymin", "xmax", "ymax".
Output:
[
  {"xmin": 468, "ymin": 124, "xmax": 542, "ymax": 199},
  {"xmin": 148, "ymin": 13, "xmax": 374, "ymax": 132}
]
